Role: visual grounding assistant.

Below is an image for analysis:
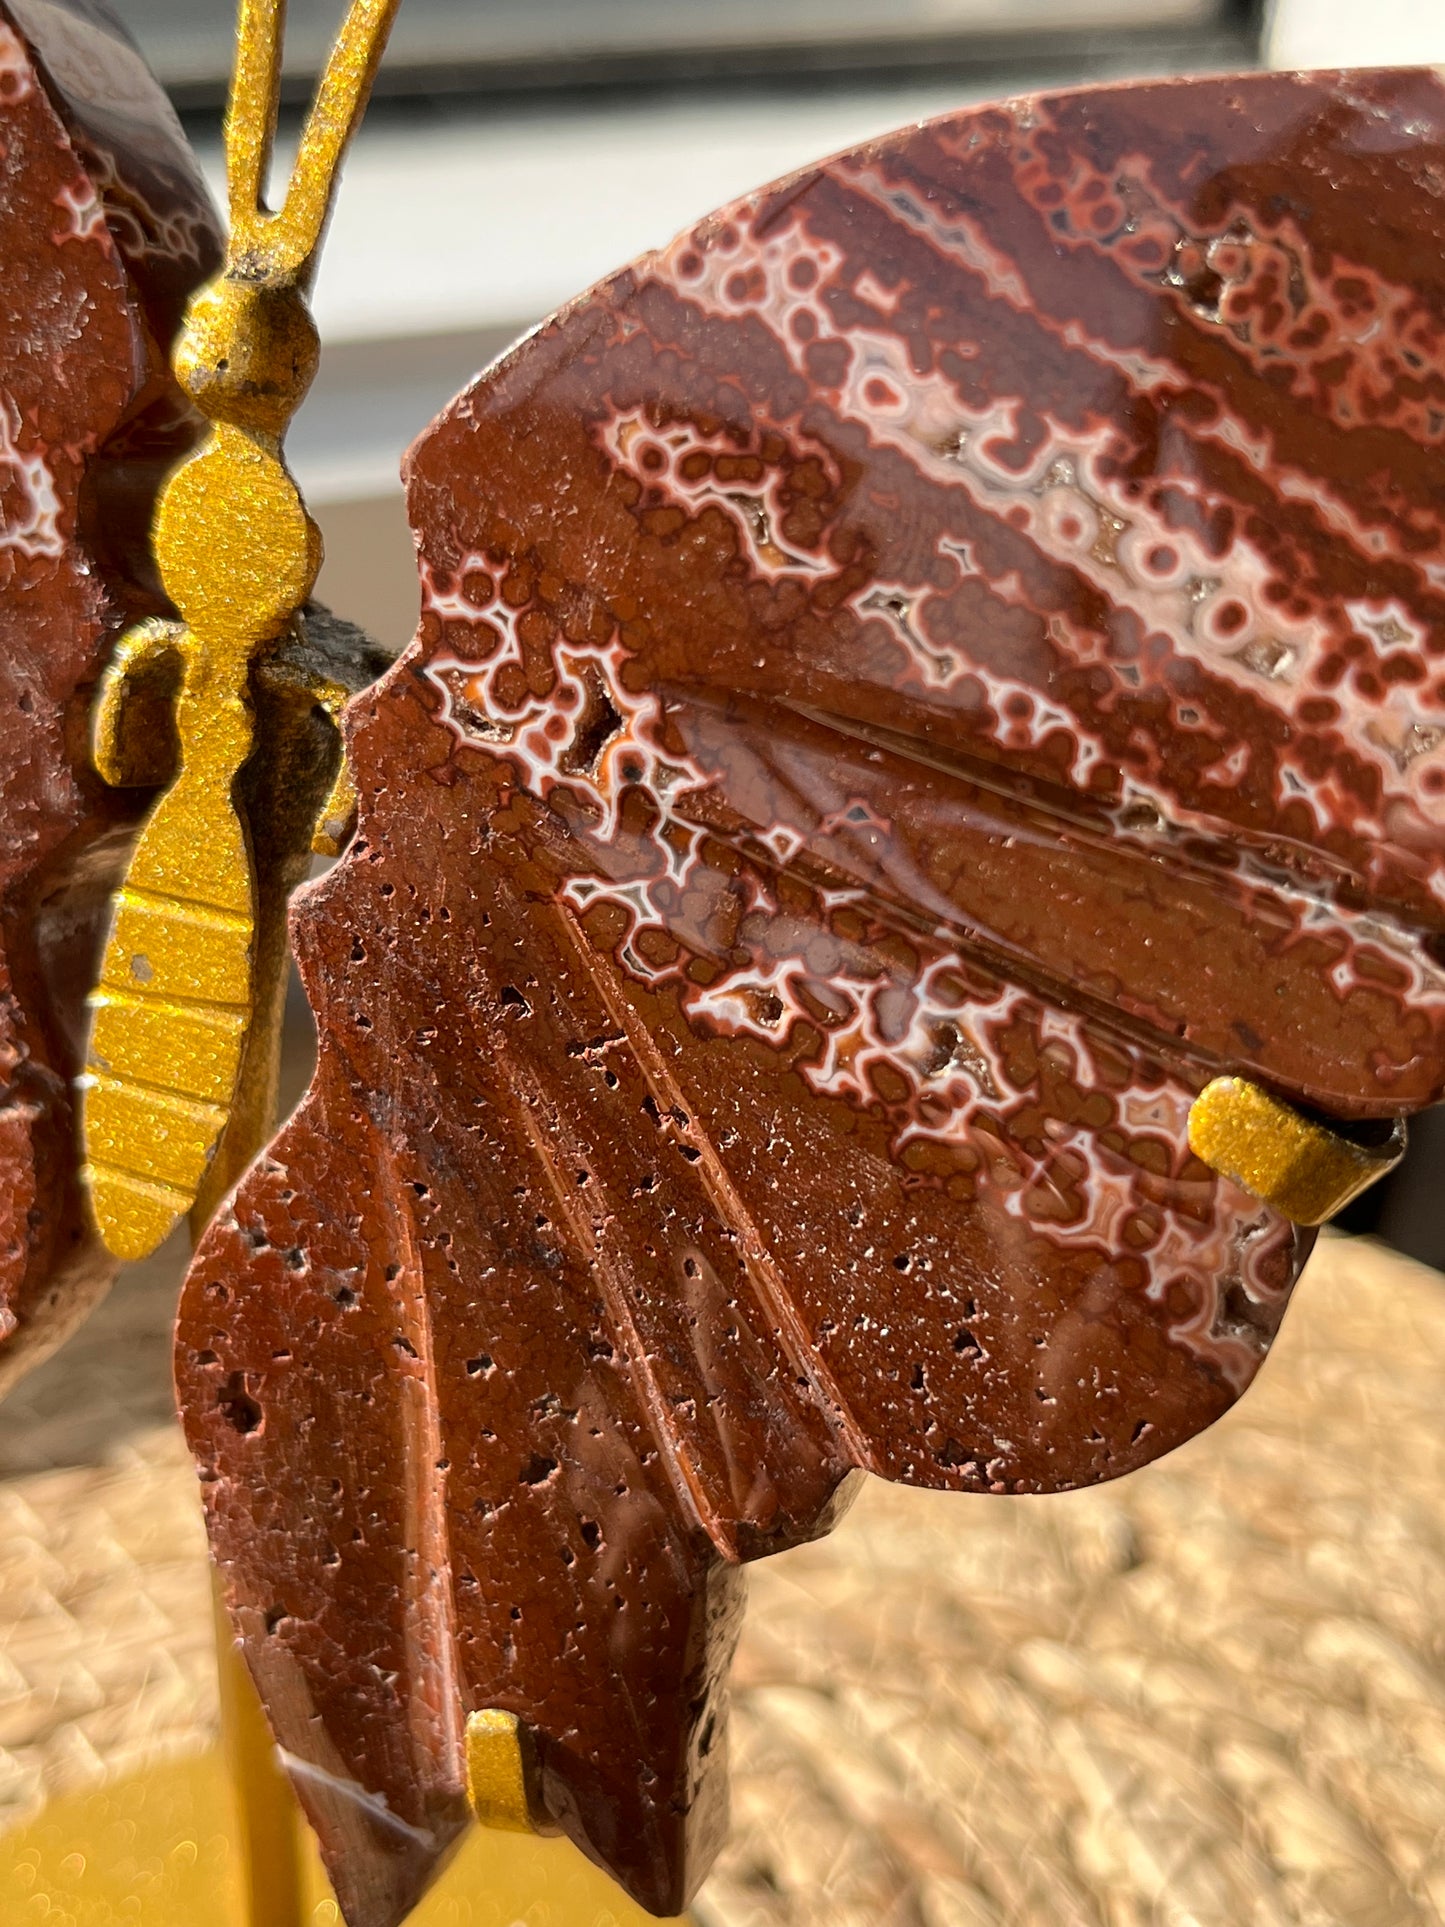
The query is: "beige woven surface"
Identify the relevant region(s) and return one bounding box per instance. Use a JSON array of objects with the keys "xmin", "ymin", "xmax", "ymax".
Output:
[
  {"xmin": 0, "ymin": 1232, "xmax": 1441, "ymax": 1927},
  {"xmin": 0, "ymin": 1226, "xmax": 214, "ymax": 1836},
  {"xmin": 0, "ymin": 1425, "xmax": 213, "ymax": 1834},
  {"xmin": 709, "ymin": 1233, "xmax": 1445, "ymax": 1927},
  {"xmin": 703, "ymin": 1233, "xmax": 1445, "ymax": 1927}
]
